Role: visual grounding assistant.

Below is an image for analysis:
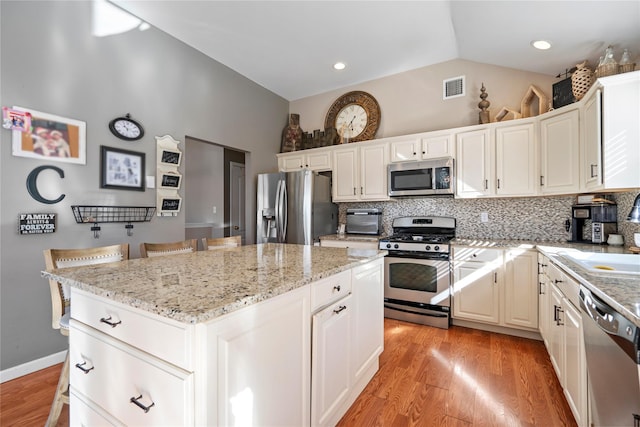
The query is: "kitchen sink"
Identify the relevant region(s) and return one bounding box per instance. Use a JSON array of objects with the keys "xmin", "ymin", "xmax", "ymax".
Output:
[{"xmin": 559, "ymin": 252, "xmax": 640, "ymax": 275}]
